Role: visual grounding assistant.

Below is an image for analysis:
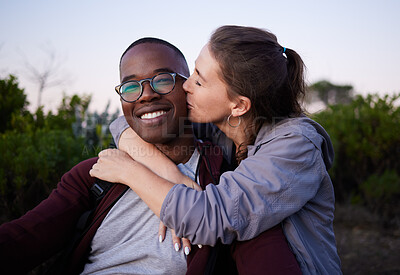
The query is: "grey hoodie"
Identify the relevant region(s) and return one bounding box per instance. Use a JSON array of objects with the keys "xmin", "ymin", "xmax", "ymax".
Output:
[{"xmin": 161, "ymin": 116, "xmax": 342, "ymax": 275}]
